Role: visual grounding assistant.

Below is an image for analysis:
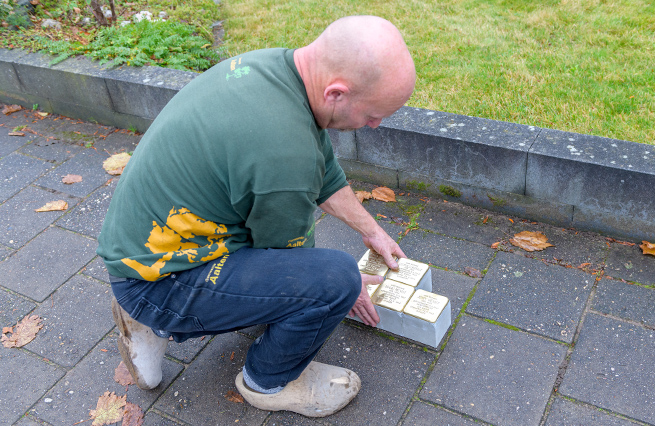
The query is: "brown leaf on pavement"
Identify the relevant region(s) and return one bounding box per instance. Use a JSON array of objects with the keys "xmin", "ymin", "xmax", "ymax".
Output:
[
  {"xmin": 225, "ymin": 390, "xmax": 244, "ymax": 403},
  {"xmin": 114, "ymin": 361, "xmax": 136, "ymax": 386},
  {"xmin": 89, "ymin": 392, "xmax": 126, "ymax": 426},
  {"xmin": 8, "ymin": 131, "xmax": 25, "ymax": 136},
  {"xmin": 371, "ymin": 186, "xmax": 396, "ymax": 202},
  {"xmin": 1, "ymin": 314, "xmax": 43, "ymax": 348},
  {"xmin": 62, "ymin": 174, "xmax": 83, "ymax": 184},
  {"xmin": 2, "ymin": 104, "xmax": 22, "ymax": 115},
  {"xmin": 103, "ymin": 153, "xmax": 131, "ymax": 175},
  {"xmin": 122, "ymin": 402, "xmax": 144, "ymax": 426},
  {"xmin": 510, "ymin": 231, "xmax": 554, "ymax": 252},
  {"xmin": 490, "ymin": 242, "xmax": 501, "ymax": 249},
  {"xmin": 35, "ymin": 200, "xmax": 68, "ymax": 212},
  {"xmin": 355, "ymin": 191, "xmax": 372, "ymax": 203},
  {"xmin": 641, "ymin": 241, "xmax": 655, "ymax": 256},
  {"xmin": 464, "ymin": 267, "xmax": 483, "ymax": 278}
]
